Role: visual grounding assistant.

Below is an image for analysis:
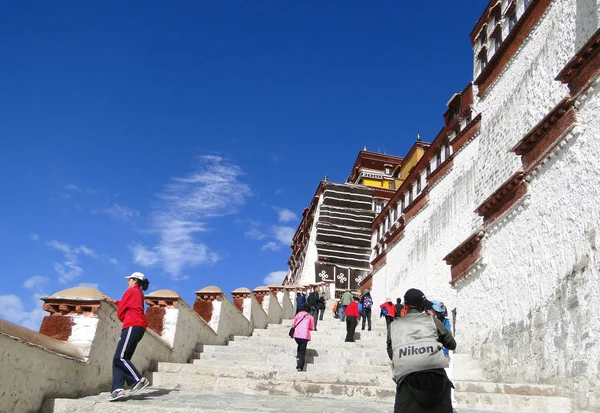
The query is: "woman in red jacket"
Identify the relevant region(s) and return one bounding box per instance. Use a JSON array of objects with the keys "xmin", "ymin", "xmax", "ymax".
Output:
[{"xmin": 102, "ymin": 272, "xmax": 150, "ymax": 401}]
